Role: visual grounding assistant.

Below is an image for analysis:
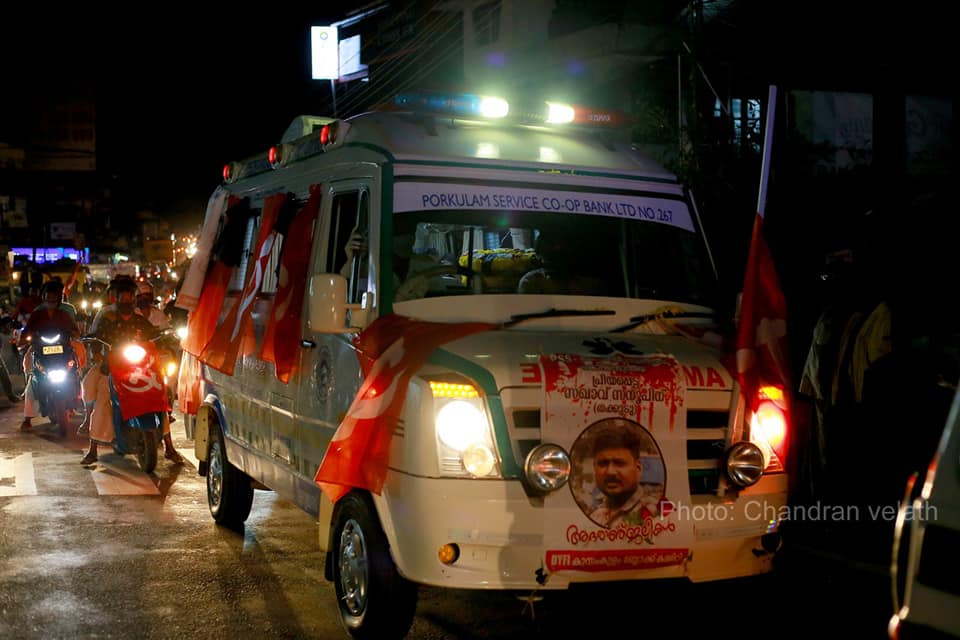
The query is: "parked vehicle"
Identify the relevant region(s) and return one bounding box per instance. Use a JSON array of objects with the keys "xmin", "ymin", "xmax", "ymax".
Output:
[
  {"xmin": 890, "ymin": 384, "xmax": 960, "ymax": 639},
  {"xmin": 186, "ymin": 92, "xmax": 790, "ymax": 639}
]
